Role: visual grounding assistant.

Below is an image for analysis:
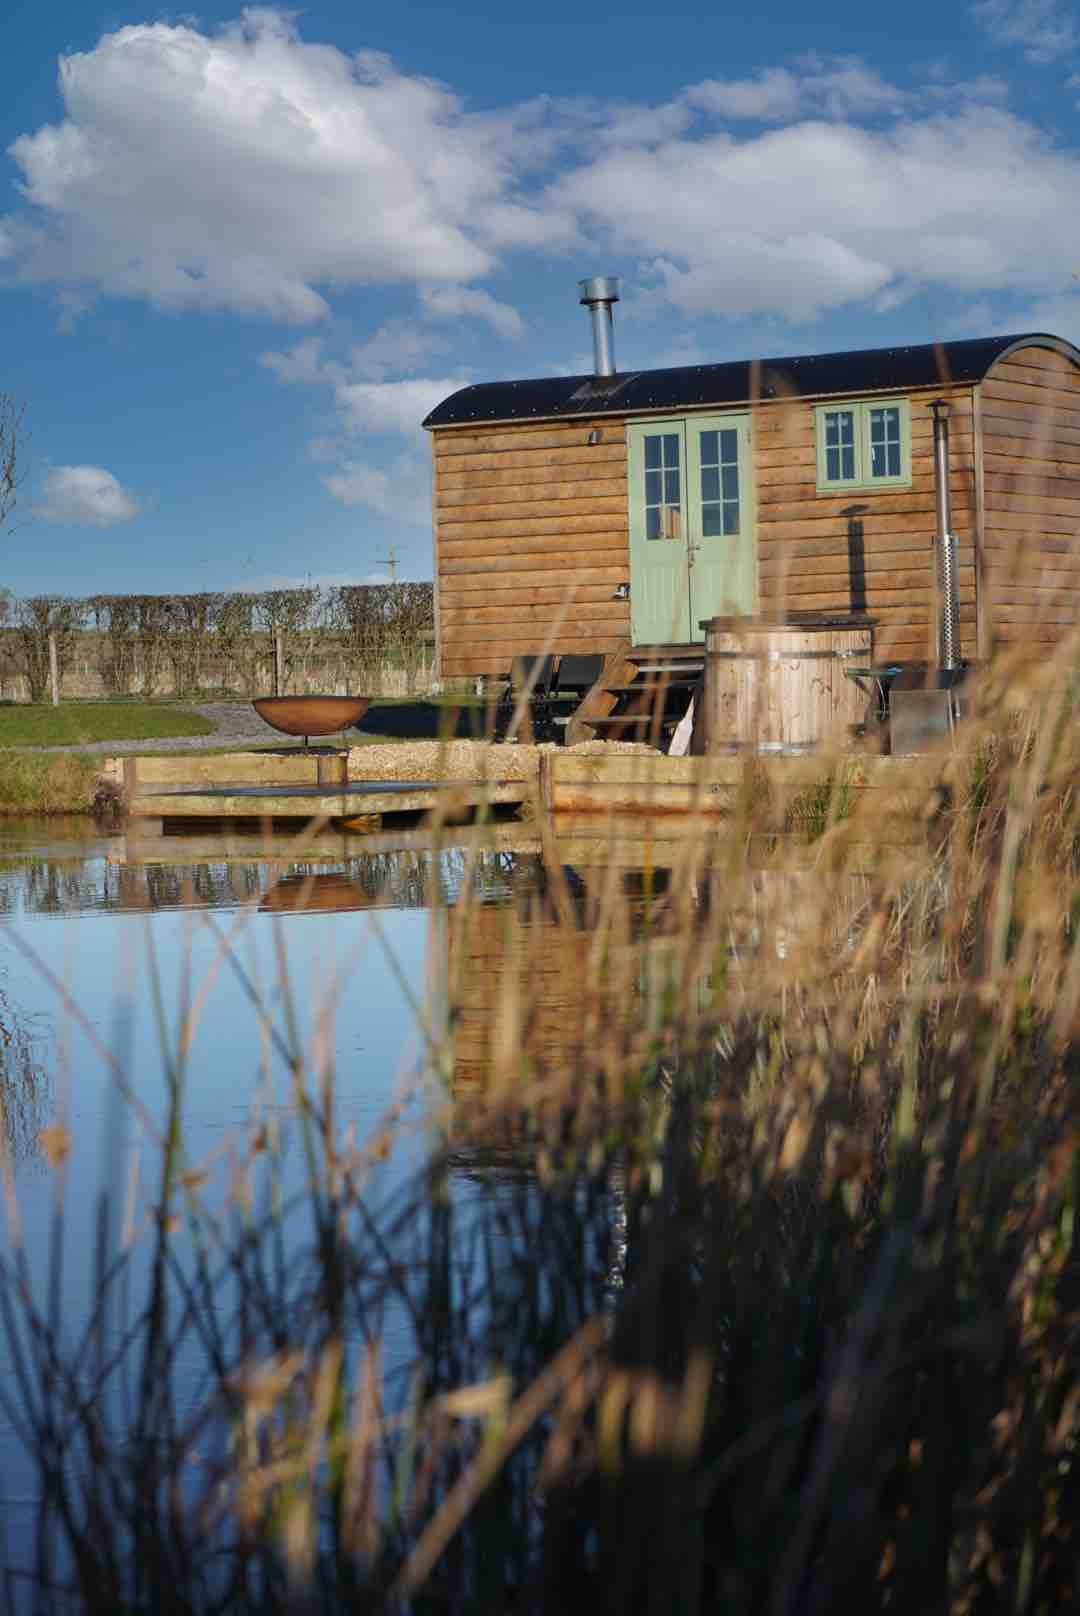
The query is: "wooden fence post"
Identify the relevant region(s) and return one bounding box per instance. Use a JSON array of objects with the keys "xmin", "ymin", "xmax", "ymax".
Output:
[
  {"xmin": 274, "ymin": 628, "xmax": 284, "ymax": 696},
  {"xmin": 48, "ymin": 631, "xmax": 60, "ymax": 706}
]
